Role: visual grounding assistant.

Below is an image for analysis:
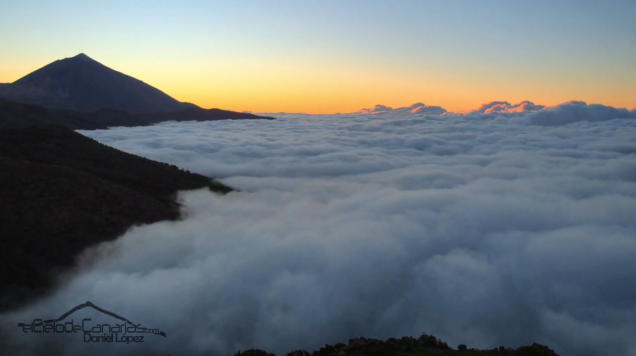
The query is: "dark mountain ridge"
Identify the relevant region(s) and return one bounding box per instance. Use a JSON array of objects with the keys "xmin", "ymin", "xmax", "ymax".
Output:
[
  {"xmin": 0, "ymin": 53, "xmax": 188, "ymax": 113},
  {"xmin": 0, "ymin": 98, "xmax": 274, "ymax": 130},
  {"xmin": 0, "ymin": 124, "xmax": 233, "ymax": 311}
]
